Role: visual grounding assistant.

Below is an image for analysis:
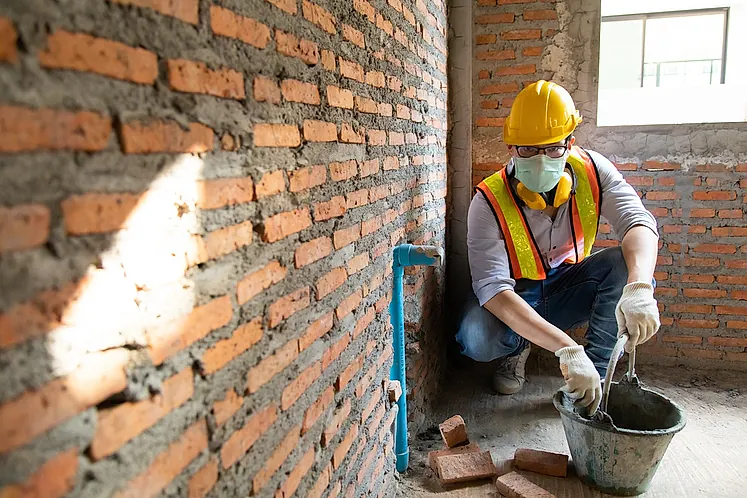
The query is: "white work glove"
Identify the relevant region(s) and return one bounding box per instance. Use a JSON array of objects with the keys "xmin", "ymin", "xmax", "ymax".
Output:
[
  {"xmin": 616, "ymin": 282, "xmax": 660, "ymax": 353},
  {"xmin": 556, "ymin": 346, "xmax": 602, "ymax": 414}
]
